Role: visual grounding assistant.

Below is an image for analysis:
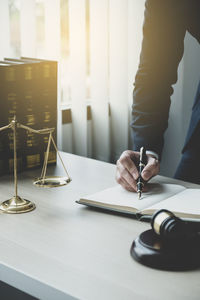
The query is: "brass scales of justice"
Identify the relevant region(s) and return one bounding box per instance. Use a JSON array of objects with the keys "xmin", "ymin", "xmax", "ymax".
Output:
[{"xmin": 0, "ymin": 116, "xmax": 71, "ymax": 214}]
